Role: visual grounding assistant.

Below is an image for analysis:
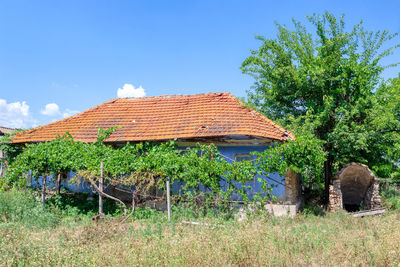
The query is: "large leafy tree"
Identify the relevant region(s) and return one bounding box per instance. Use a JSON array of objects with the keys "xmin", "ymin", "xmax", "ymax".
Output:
[{"xmin": 241, "ymin": 12, "xmax": 400, "ymax": 201}]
